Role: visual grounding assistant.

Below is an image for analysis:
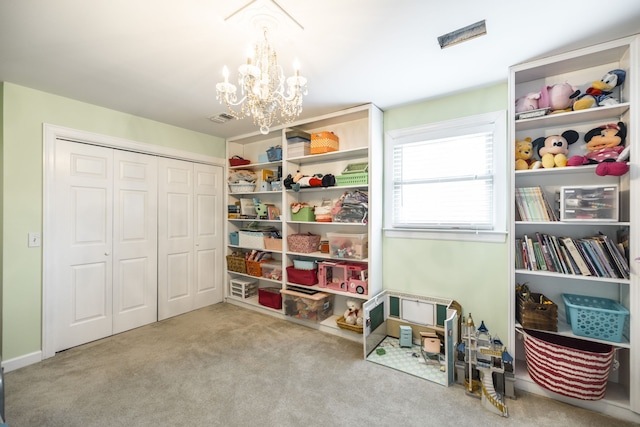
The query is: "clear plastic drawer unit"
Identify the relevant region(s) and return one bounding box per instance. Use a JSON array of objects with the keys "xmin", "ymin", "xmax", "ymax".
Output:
[{"xmin": 560, "ymin": 185, "xmax": 619, "ymax": 222}]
